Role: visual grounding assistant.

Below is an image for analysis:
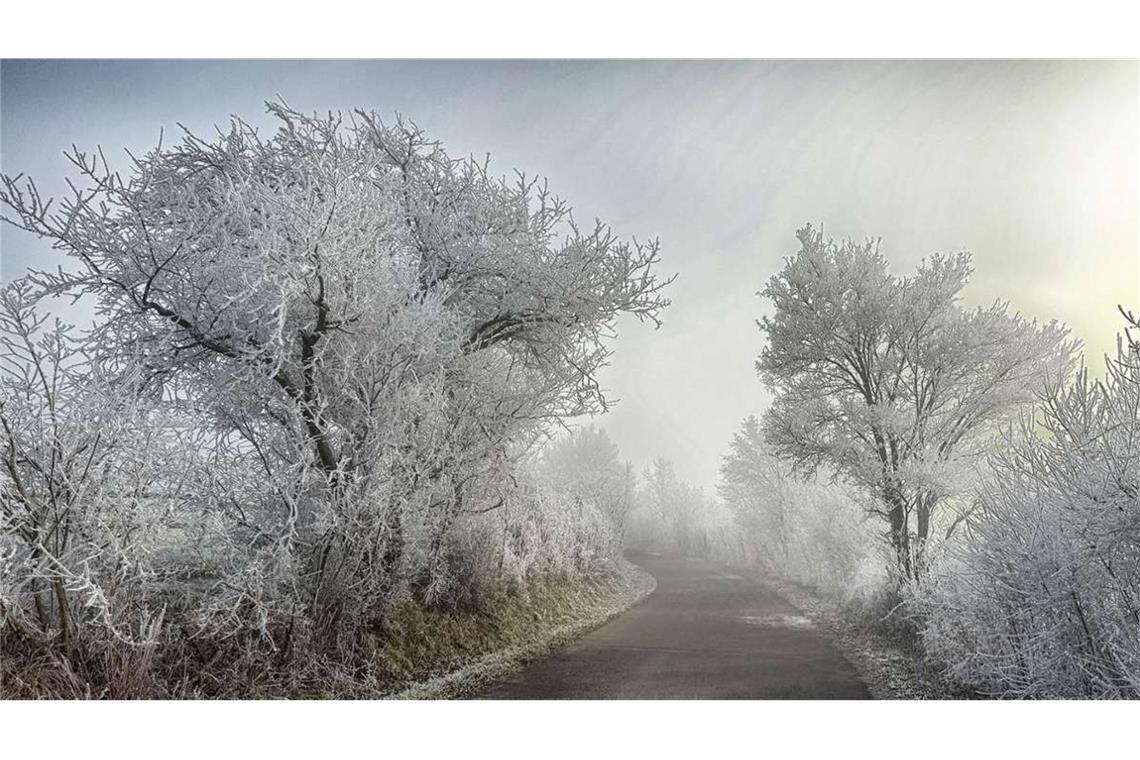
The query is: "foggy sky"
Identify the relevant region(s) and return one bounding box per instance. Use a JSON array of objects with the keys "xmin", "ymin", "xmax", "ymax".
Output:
[{"xmin": 1, "ymin": 60, "xmax": 1137, "ymax": 490}]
